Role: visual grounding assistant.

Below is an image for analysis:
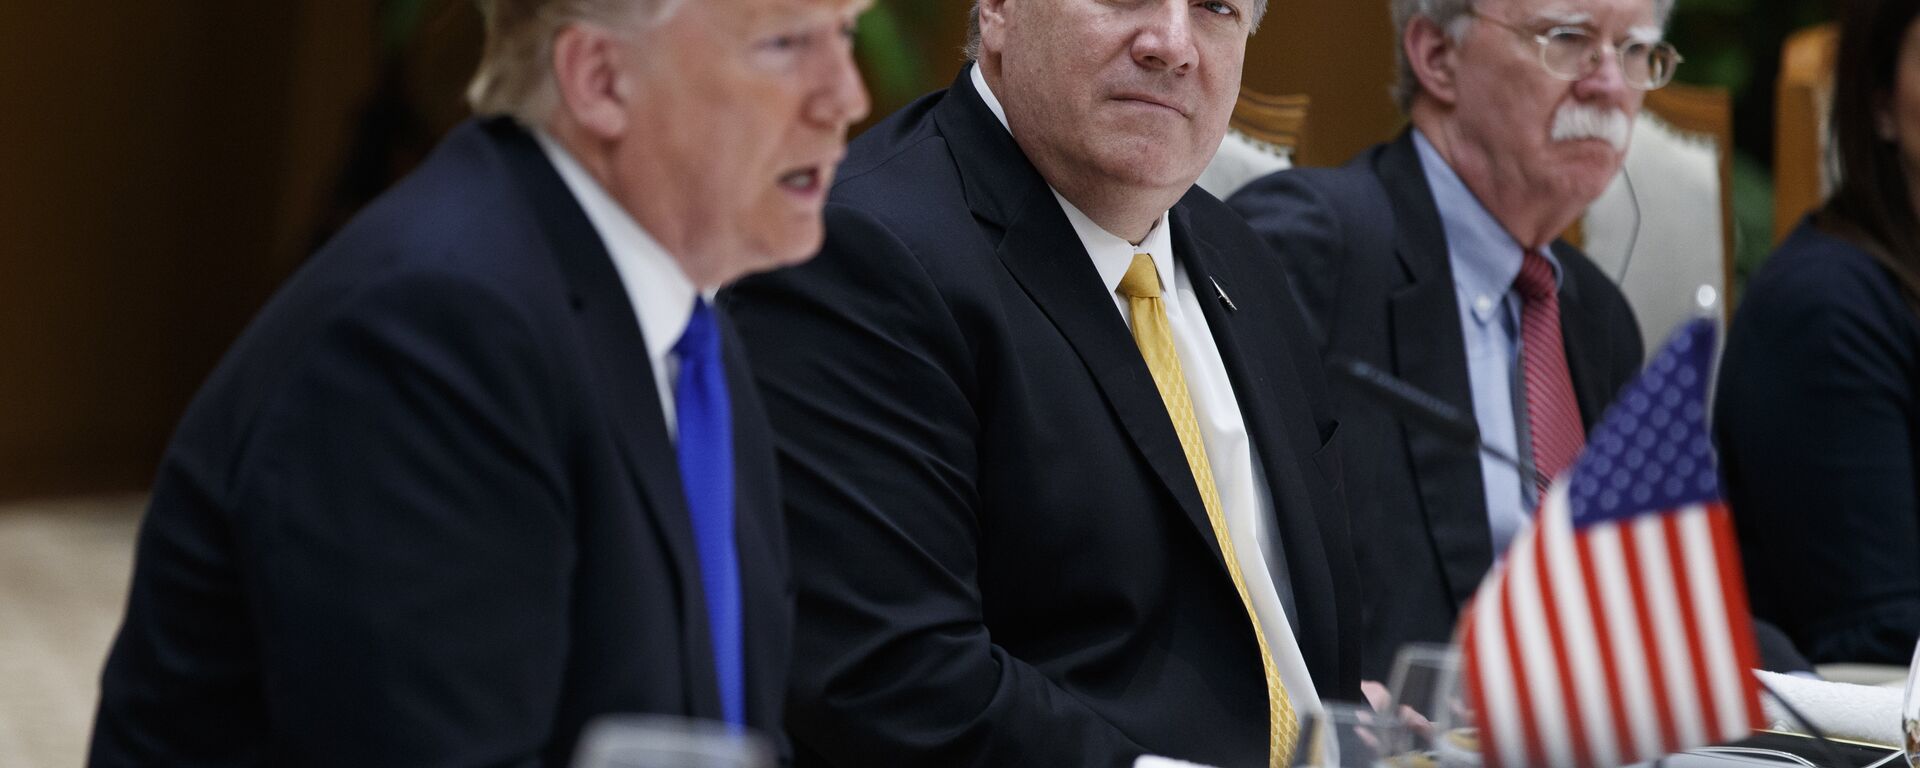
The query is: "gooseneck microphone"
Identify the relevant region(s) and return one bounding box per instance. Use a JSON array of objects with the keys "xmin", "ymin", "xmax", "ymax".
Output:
[{"xmin": 1329, "ymin": 357, "xmax": 1548, "ymax": 490}]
